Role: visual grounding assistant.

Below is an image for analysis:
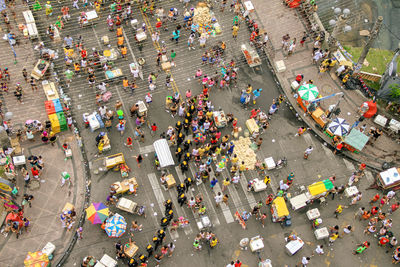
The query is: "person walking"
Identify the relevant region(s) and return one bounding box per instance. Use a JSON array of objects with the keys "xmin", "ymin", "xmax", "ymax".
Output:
[
  {"xmin": 304, "ymin": 146, "xmax": 313, "ymax": 159},
  {"xmin": 135, "ymin": 154, "xmax": 143, "ymax": 168},
  {"xmin": 151, "ymin": 123, "xmax": 158, "ymax": 136},
  {"xmin": 222, "ymin": 178, "xmax": 230, "ymax": 192},
  {"xmin": 214, "ymin": 192, "xmax": 223, "ymax": 207}
]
